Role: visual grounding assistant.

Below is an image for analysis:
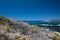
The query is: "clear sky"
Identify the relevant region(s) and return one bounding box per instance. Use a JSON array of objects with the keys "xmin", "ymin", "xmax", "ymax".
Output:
[{"xmin": 0, "ymin": 0, "xmax": 60, "ymax": 21}]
